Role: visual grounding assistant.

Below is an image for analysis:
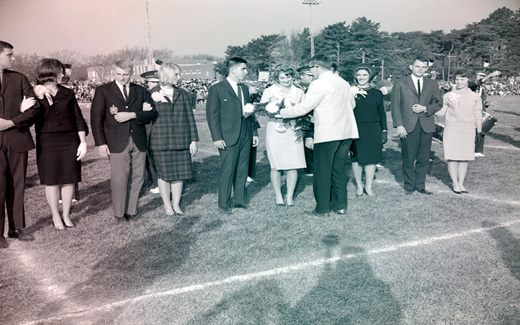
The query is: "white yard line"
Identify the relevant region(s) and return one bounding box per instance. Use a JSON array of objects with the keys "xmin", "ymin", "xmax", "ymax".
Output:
[{"xmin": 21, "ymin": 218, "xmax": 520, "ymax": 325}]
